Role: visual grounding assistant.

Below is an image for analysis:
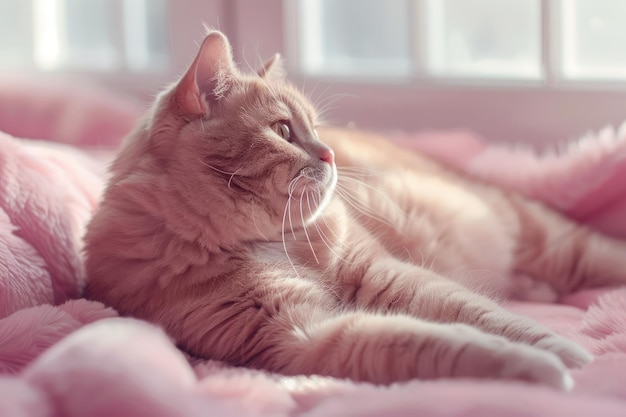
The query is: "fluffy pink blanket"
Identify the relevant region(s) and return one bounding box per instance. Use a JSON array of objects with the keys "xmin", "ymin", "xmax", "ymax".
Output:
[{"xmin": 1, "ymin": 78, "xmax": 626, "ymax": 416}]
